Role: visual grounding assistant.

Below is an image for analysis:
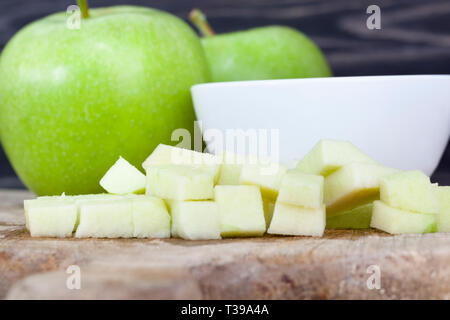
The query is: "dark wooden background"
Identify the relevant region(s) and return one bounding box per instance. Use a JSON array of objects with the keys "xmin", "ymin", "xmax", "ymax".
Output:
[{"xmin": 0, "ymin": 0, "xmax": 449, "ymax": 188}]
